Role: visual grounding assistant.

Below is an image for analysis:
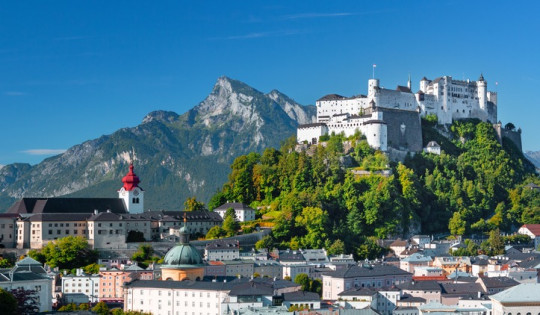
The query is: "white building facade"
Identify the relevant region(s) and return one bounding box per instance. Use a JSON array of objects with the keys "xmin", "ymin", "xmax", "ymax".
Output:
[{"xmin": 298, "ymin": 74, "xmax": 497, "ymax": 151}]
